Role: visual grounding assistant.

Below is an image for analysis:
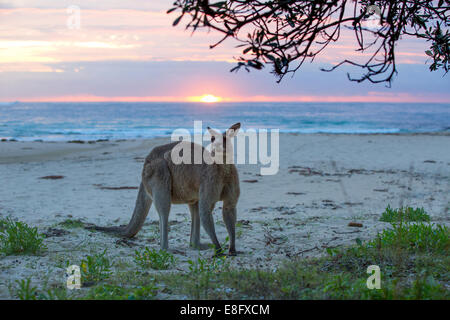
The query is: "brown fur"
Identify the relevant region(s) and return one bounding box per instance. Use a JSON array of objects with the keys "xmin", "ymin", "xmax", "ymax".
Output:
[{"xmin": 88, "ymin": 123, "xmax": 241, "ymax": 256}]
